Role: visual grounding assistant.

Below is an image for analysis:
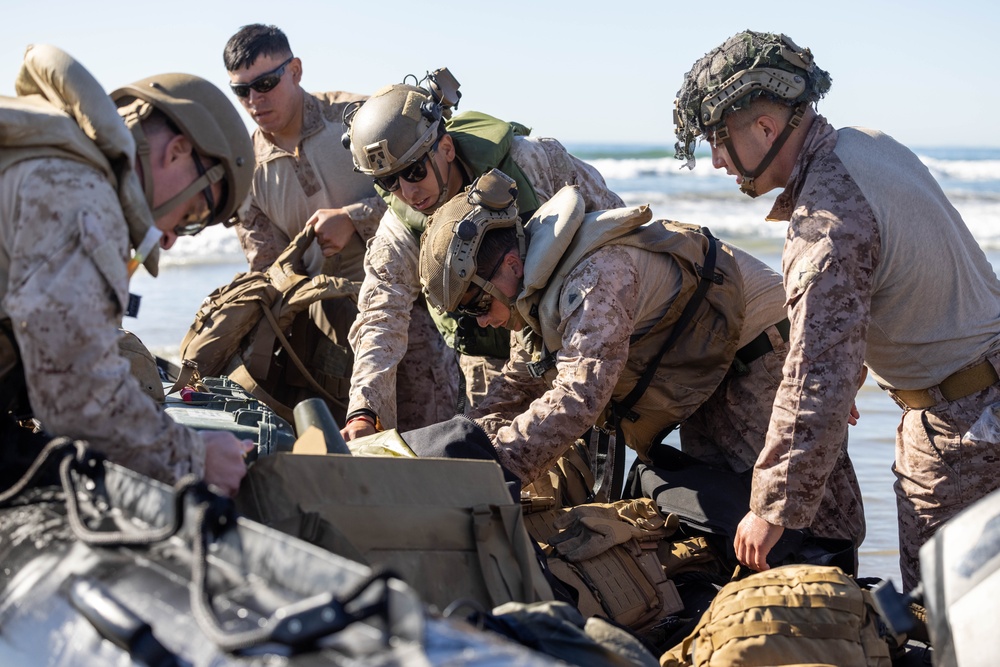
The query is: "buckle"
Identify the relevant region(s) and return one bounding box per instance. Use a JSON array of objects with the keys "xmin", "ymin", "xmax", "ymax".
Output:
[{"xmin": 526, "ymin": 354, "xmax": 556, "ymax": 378}]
